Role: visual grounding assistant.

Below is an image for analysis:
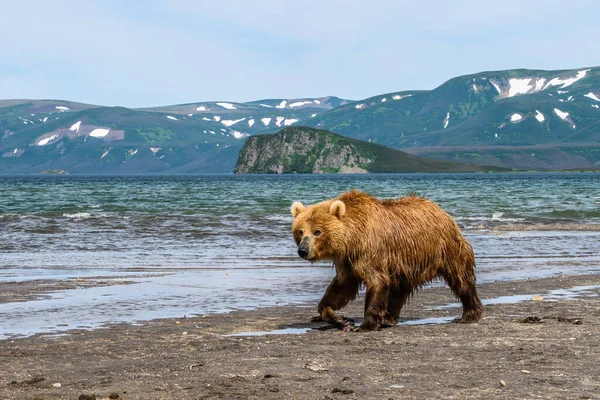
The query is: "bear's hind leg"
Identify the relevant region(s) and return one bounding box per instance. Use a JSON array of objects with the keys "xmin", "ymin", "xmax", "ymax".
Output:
[
  {"xmin": 444, "ymin": 273, "xmax": 483, "ymax": 323},
  {"xmin": 384, "ymin": 281, "xmax": 412, "ymax": 327},
  {"xmin": 315, "ymin": 275, "xmax": 360, "ymax": 330}
]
